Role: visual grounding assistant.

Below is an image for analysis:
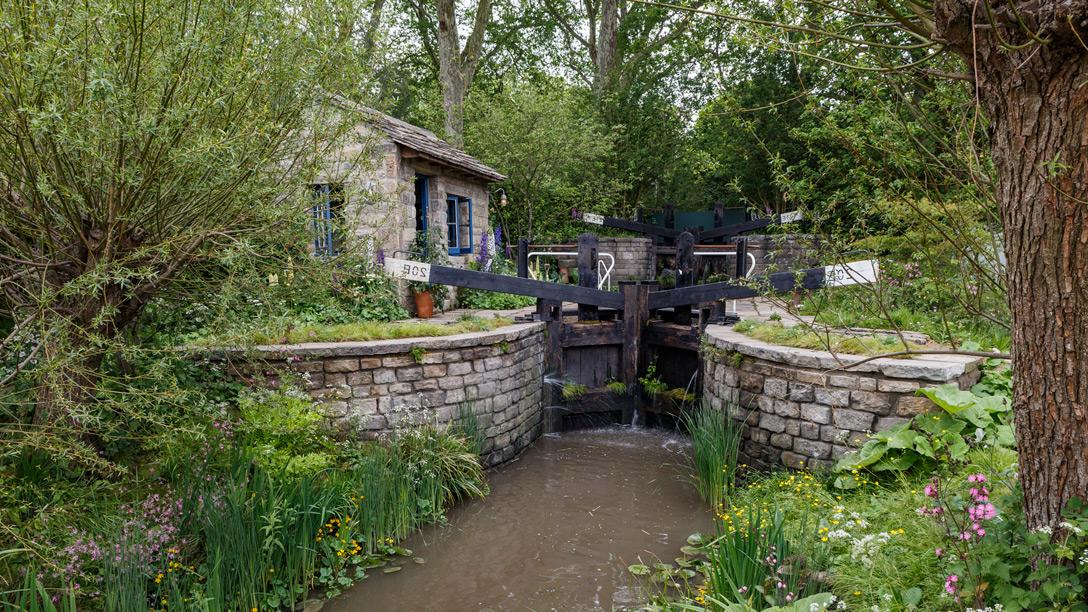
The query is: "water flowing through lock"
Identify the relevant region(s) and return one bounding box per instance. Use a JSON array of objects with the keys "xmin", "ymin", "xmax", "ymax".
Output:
[{"xmin": 325, "ymin": 425, "xmax": 713, "ymax": 611}]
